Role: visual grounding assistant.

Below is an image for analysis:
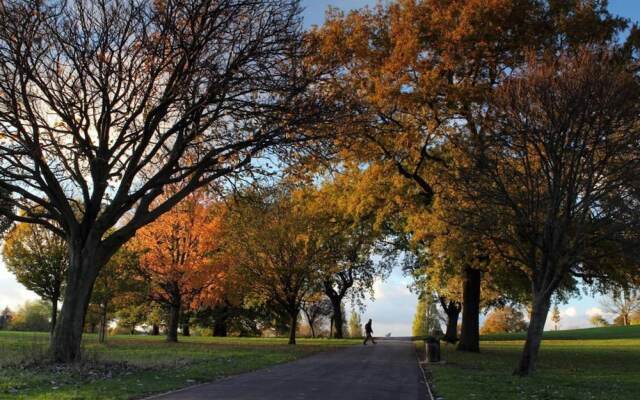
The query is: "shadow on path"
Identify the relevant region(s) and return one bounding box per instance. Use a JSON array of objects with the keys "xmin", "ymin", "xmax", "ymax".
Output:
[{"xmin": 149, "ymin": 339, "xmax": 427, "ymax": 400}]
